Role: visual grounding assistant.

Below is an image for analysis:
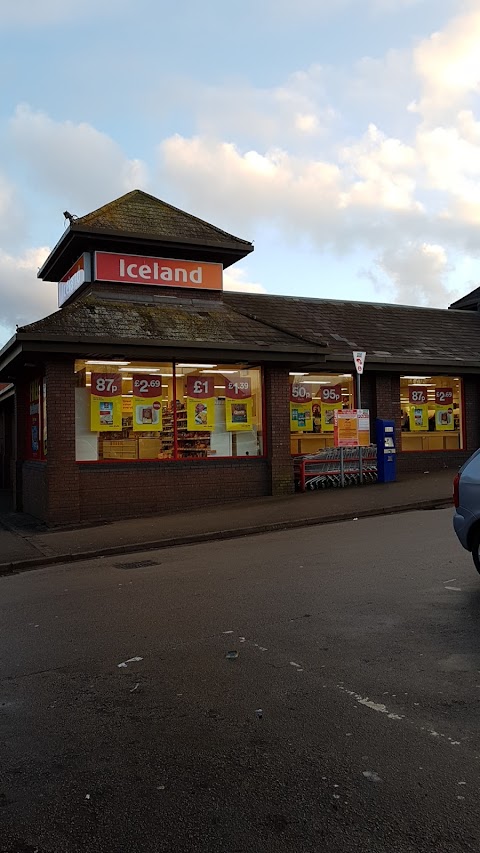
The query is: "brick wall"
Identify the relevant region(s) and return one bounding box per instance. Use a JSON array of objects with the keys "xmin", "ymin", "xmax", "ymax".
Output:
[
  {"xmin": 22, "ymin": 461, "xmax": 47, "ymax": 519},
  {"xmin": 13, "ymin": 381, "xmax": 28, "ymax": 511},
  {"xmin": 264, "ymin": 366, "xmax": 294, "ymax": 495},
  {"xmin": 79, "ymin": 459, "xmax": 269, "ymax": 523}
]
